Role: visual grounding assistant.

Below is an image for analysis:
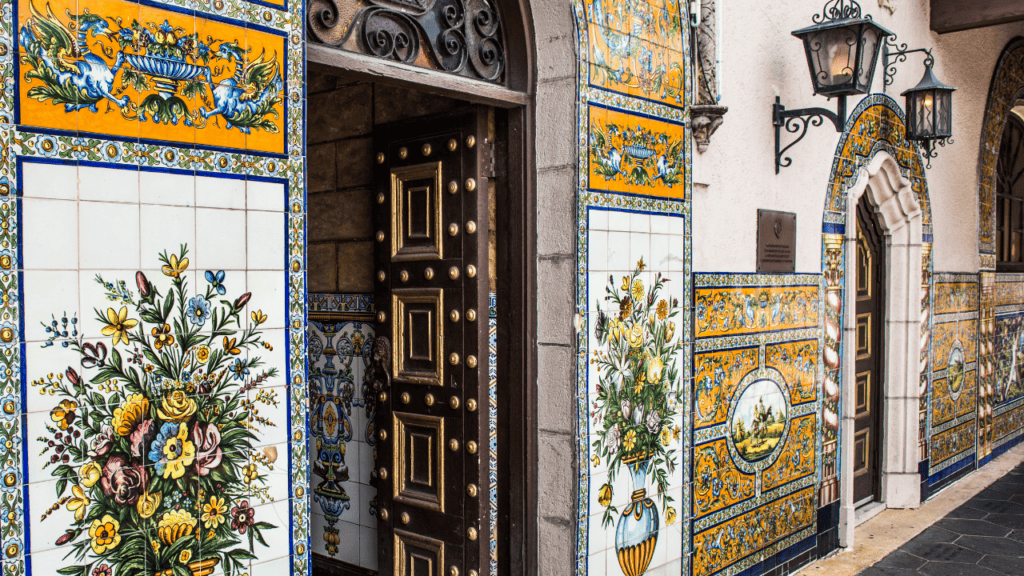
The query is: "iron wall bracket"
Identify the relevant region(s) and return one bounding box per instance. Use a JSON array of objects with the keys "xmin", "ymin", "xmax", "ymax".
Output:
[{"xmin": 773, "ymin": 95, "xmax": 847, "ymax": 174}]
